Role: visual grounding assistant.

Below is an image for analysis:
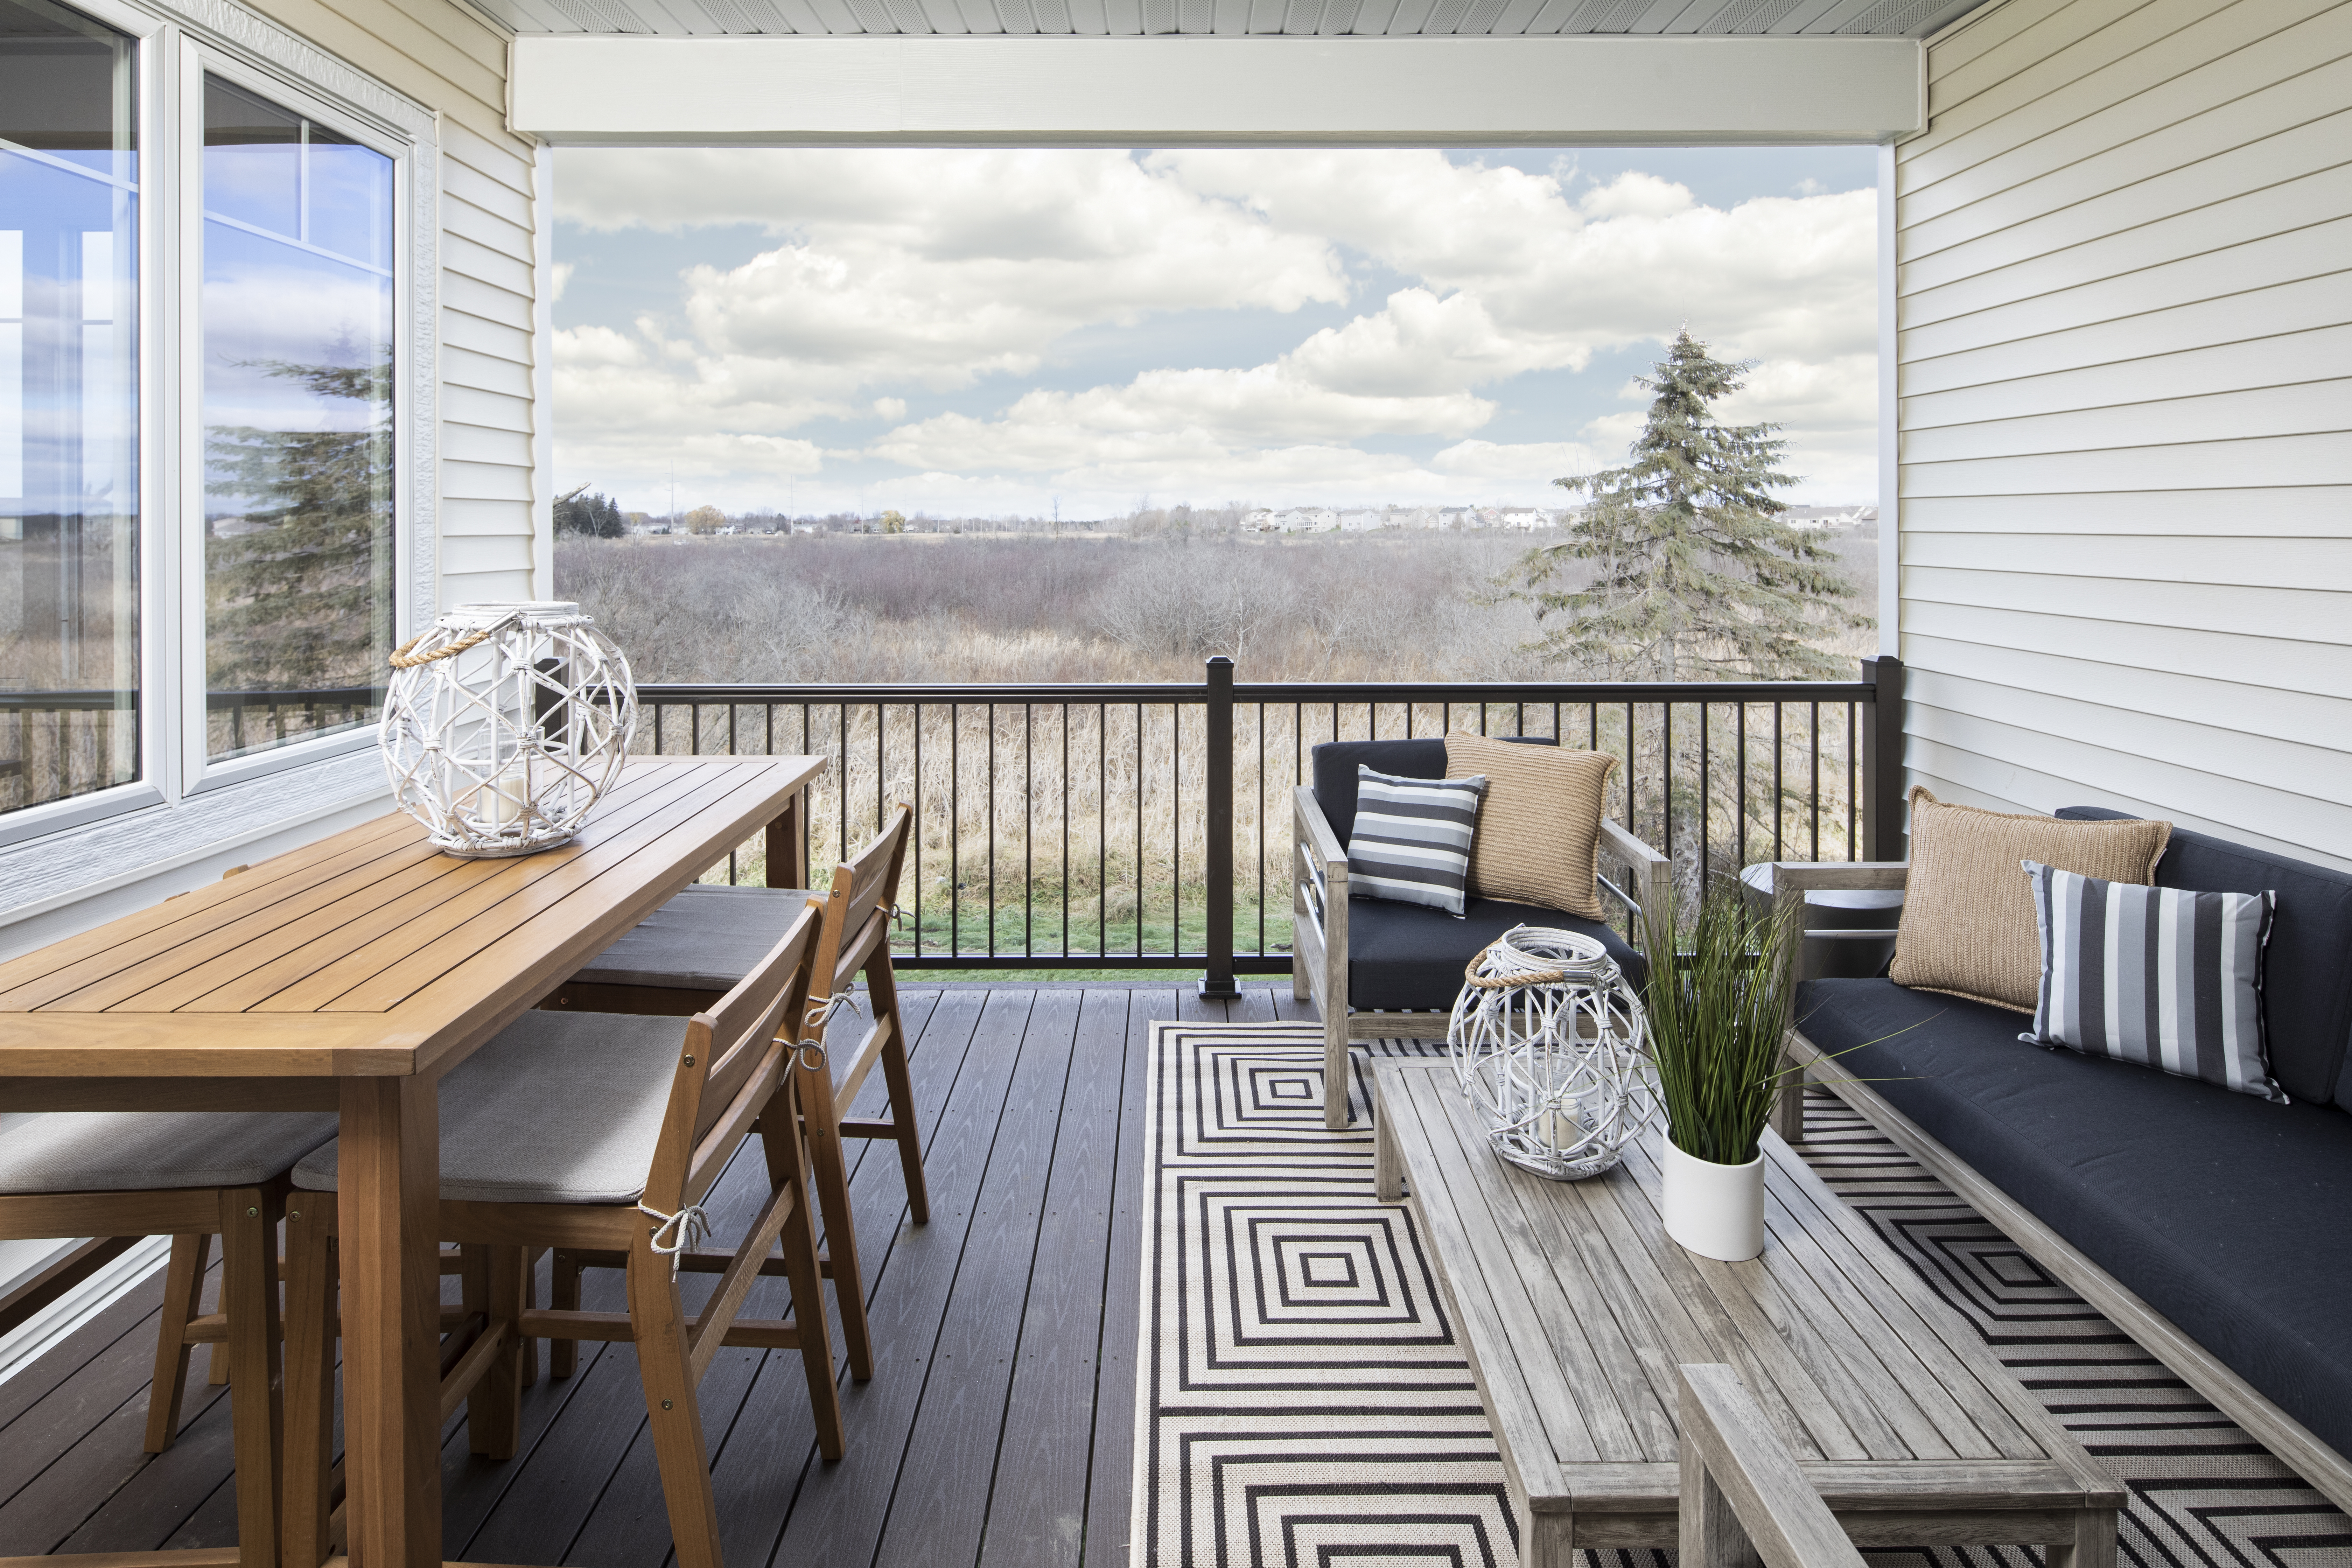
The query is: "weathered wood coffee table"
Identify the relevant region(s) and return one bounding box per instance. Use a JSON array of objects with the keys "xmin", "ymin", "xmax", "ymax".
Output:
[{"xmin": 1371, "ymin": 1060, "xmax": 2122, "ymax": 1568}]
